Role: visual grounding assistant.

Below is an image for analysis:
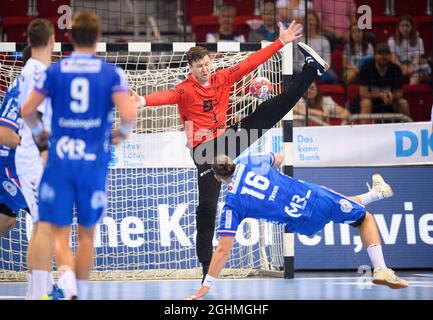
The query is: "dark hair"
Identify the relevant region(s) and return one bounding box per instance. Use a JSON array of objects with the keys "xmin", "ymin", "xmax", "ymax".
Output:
[
  {"xmin": 395, "ymin": 15, "xmax": 418, "ymax": 47},
  {"xmin": 211, "ymin": 155, "xmax": 236, "ymax": 178},
  {"xmin": 349, "ymin": 24, "xmax": 370, "ymax": 56},
  {"xmin": 306, "ymin": 82, "xmax": 323, "ymax": 110},
  {"xmin": 186, "ymin": 46, "xmax": 210, "ymax": 65},
  {"xmin": 219, "ymin": 4, "xmax": 237, "ymax": 17},
  {"xmin": 71, "ymin": 11, "xmax": 101, "ymax": 47},
  {"xmin": 306, "ymin": 10, "xmax": 322, "ymax": 35},
  {"xmin": 27, "ymin": 19, "xmax": 54, "ymax": 48},
  {"xmin": 22, "ymin": 45, "xmax": 32, "ymax": 66},
  {"xmin": 375, "ymin": 42, "xmax": 391, "ymax": 55}
]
